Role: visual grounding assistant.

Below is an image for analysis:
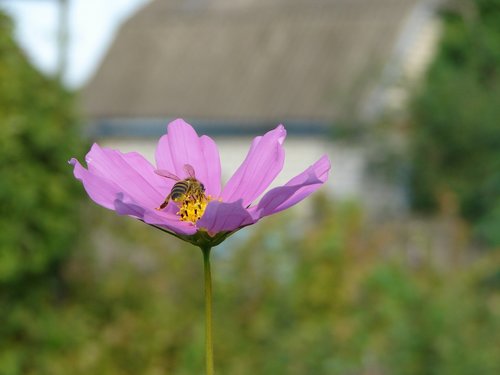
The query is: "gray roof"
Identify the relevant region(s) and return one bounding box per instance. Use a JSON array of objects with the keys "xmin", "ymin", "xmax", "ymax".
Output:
[{"xmin": 82, "ymin": 0, "xmax": 419, "ymax": 124}]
